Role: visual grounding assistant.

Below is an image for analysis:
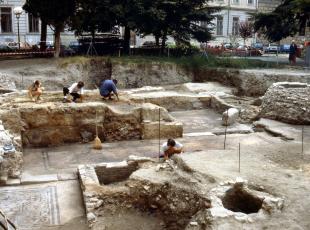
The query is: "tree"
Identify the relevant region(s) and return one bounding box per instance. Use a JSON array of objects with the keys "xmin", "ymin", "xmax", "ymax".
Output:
[
  {"xmin": 109, "ymin": 0, "xmax": 144, "ymax": 55},
  {"xmin": 254, "ymin": 0, "xmax": 310, "ymax": 42},
  {"xmin": 70, "ymin": 0, "xmax": 114, "ymax": 38},
  {"xmin": 239, "ymin": 21, "xmax": 253, "ymax": 45},
  {"xmin": 24, "ymin": 0, "xmax": 76, "ymax": 57},
  {"xmin": 137, "ymin": 0, "xmax": 218, "ymax": 51}
]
